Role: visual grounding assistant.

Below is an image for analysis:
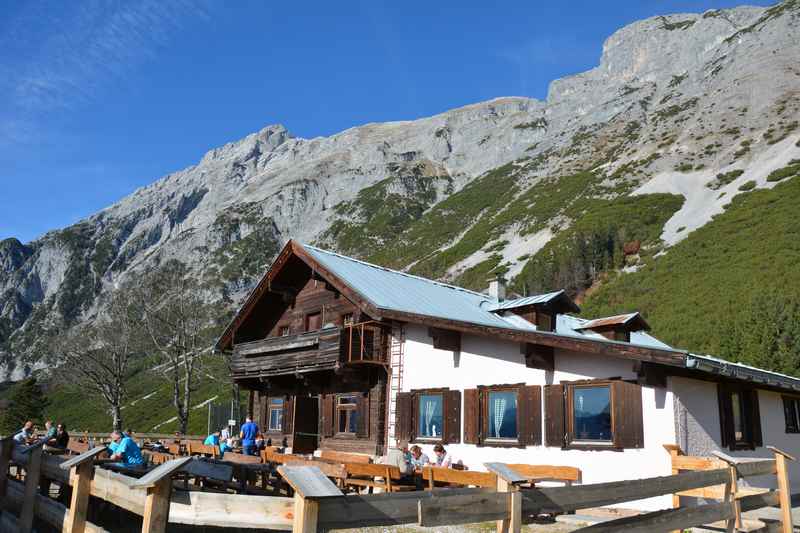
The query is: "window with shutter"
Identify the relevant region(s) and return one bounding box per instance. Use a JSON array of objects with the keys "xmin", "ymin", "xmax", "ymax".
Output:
[
  {"xmin": 717, "ymin": 383, "xmax": 762, "ymax": 450},
  {"xmin": 444, "ymin": 389, "xmax": 461, "ymax": 444},
  {"xmin": 266, "ymin": 397, "xmax": 284, "ymax": 433},
  {"xmin": 356, "ymin": 394, "xmax": 369, "ymax": 438},
  {"xmin": 463, "ymin": 389, "xmax": 479, "ymax": 444},
  {"xmin": 559, "ymin": 379, "xmax": 644, "ymax": 450},
  {"xmin": 783, "ymin": 396, "xmax": 800, "ymax": 434},
  {"xmin": 283, "ymin": 396, "xmax": 294, "ymax": 435},
  {"xmin": 395, "ymin": 392, "xmax": 414, "ymax": 443},
  {"xmin": 544, "ymin": 384, "xmax": 565, "ymax": 447},
  {"xmin": 519, "ymin": 385, "xmax": 542, "ymax": 446}
]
